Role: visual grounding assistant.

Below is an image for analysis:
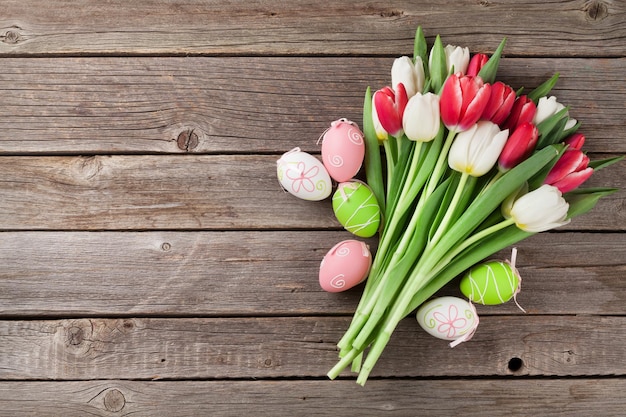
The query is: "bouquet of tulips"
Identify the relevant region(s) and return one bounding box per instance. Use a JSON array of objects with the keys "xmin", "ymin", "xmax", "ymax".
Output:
[{"xmin": 326, "ymin": 27, "xmax": 622, "ymax": 385}]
